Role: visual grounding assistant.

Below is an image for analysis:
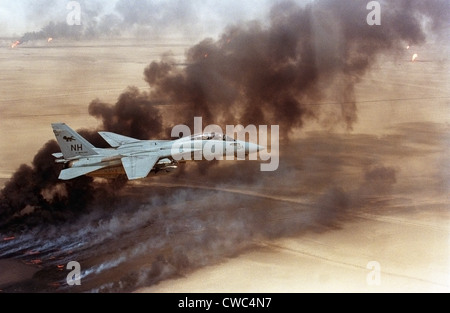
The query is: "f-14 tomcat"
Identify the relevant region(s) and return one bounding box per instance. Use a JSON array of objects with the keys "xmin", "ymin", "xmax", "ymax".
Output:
[{"xmin": 51, "ymin": 123, "xmax": 264, "ymax": 181}]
